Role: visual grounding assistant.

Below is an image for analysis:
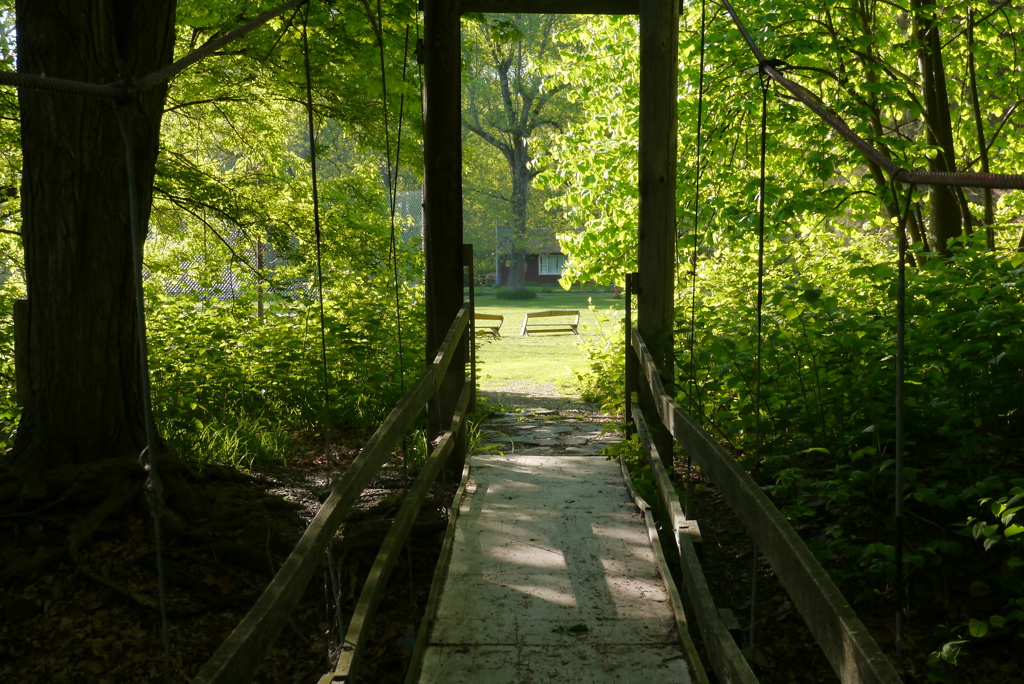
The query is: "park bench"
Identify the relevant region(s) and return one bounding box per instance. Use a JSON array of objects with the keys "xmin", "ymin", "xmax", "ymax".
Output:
[
  {"xmin": 520, "ymin": 310, "xmax": 580, "ymax": 336},
  {"xmin": 474, "ymin": 313, "xmax": 504, "ymax": 337}
]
